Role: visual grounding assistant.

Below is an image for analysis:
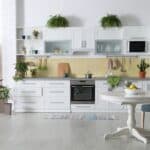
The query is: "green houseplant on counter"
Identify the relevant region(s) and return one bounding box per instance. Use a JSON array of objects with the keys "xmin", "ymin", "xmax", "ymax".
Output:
[
  {"xmin": 107, "ymin": 75, "xmax": 121, "ymax": 91},
  {"xmin": 13, "ymin": 61, "xmax": 28, "ymax": 81},
  {"xmin": 137, "ymin": 59, "xmax": 150, "ymax": 78},
  {"xmin": 101, "ymin": 14, "xmax": 122, "ymax": 28},
  {"xmin": 46, "ymin": 15, "xmax": 69, "ymax": 27}
]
